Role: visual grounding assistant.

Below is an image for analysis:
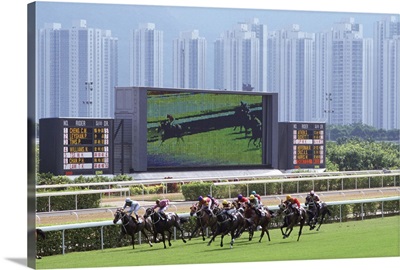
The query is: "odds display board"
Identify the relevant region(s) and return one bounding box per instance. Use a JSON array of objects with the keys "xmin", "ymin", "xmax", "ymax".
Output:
[
  {"xmin": 39, "ymin": 118, "xmax": 114, "ymax": 175},
  {"xmin": 278, "ymin": 122, "xmax": 326, "ymax": 170}
]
